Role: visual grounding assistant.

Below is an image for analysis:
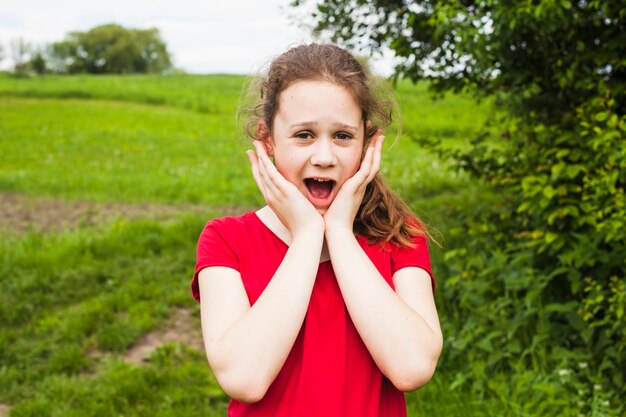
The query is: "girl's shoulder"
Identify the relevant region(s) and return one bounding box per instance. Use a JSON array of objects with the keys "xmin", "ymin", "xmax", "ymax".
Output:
[
  {"xmin": 205, "ymin": 211, "xmax": 258, "ymax": 226},
  {"xmin": 201, "ymin": 211, "xmax": 259, "ymax": 237},
  {"xmin": 354, "ymin": 232, "xmax": 435, "ymax": 291},
  {"xmin": 356, "ymin": 229, "xmax": 430, "ymax": 253}
]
